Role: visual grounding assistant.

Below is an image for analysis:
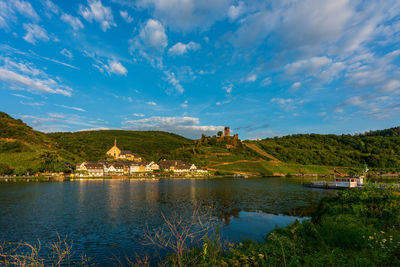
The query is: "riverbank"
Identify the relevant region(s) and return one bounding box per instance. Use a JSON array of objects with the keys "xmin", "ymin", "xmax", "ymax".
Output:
[
  {"xmin": 167, "ymin": 185, "xmax": 400, "ymax": 266},
  {"xmin": 0, "ymin": 174, "xmax": 338, "ymax": 182}
]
